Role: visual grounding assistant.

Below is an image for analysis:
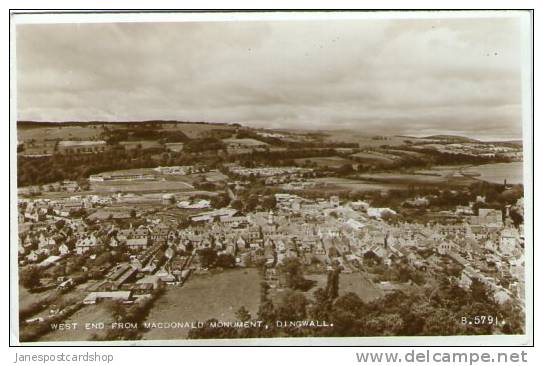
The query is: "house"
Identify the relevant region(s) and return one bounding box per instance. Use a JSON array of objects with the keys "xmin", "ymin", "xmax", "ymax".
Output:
[
  {"xmin": 38, "ymin": 234, "xmax": 56, "ymax": 249},
  {"xmin": 470, "ymin": 209, "xmax": 503, "ymax": 227},
  {"xmin": 58, "ymin": 243, "xmax": 70, "ymax": 256},
  {"xmin": 38, "ymin": 255, "xmax": 61, "ymax": 268},
  {"xmin": 83, "ymin": 291, "xmax": 132, "ymax": 305},
  {"xmin": 150, "ymin": 227, "xmax": 170, "ymax": 243},
  {"xmin": 127, "ymin": 237, "xmax": 149, "ymax": 251},
  {"xmin": 27, "ymin": 250, "xmax": 44, "ymax": 263},
  {"xmin": 367, "ymin": 207, "xmax": 396, "ymax": 219},
  {"xmin": 75, "ymin": 235, "xmax": 99, "ymax": 255},
  {"xmin": 437, "ymin": 241, "xmax": 454, "ymax": 255},
  {"xmin": 499, "ymin": 228, "xmax": 519, "ymax": 256}
]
